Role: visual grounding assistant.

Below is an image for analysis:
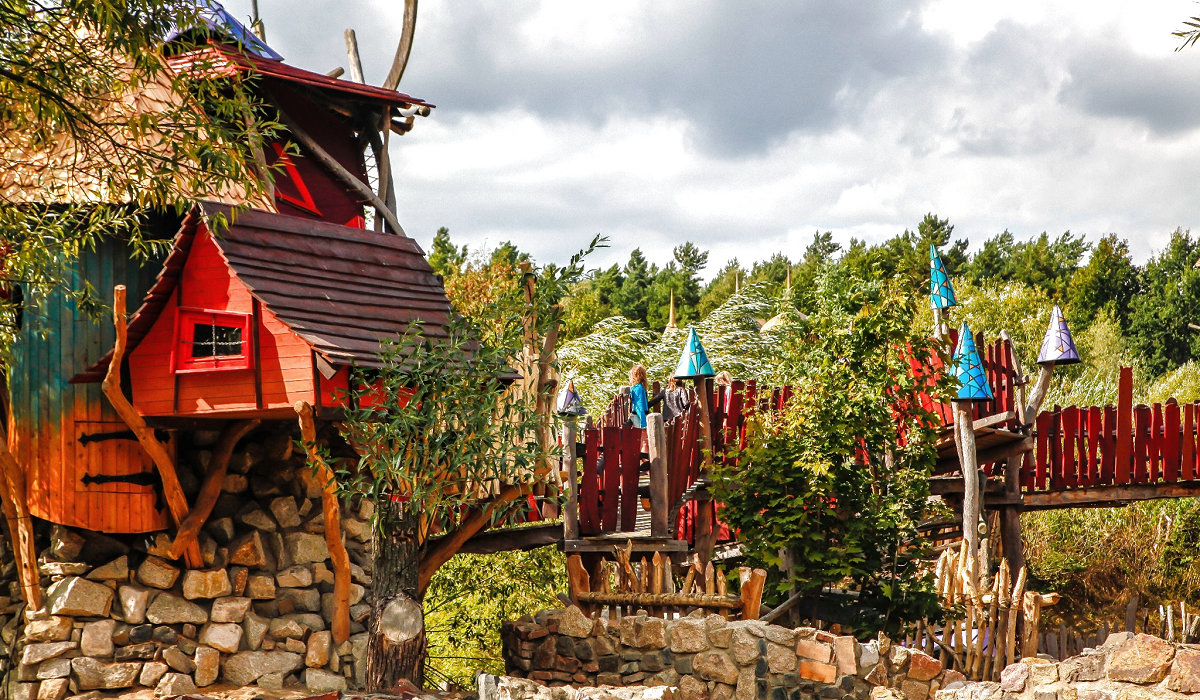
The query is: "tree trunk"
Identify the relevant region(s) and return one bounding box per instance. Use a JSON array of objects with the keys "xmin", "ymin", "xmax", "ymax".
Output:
[{"xmin": 367, "ymin": 498, "xmax": 426, "ymax": 691}]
